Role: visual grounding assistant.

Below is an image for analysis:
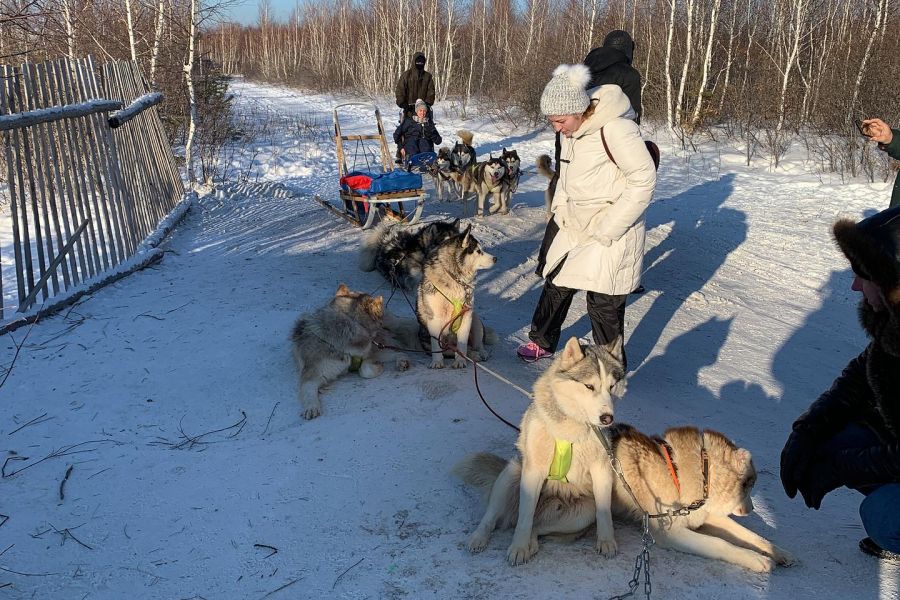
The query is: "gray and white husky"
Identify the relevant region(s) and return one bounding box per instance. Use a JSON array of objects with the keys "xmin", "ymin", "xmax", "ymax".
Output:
[
  {"xmin": 416, "ymin": 225, "xmax": 497, "ymax": 368},
  {"xmin": 291, "ymin": 284, "xmax": 412, "ymax": 420},
  {"xmin": 359, "ymin": 219, "xmax": 461, "ymax": 291},
  {"xmin": 459, "ymin": 157, "xmax": 508, "ymax": 218},
  {"xmin": 454, "ymin": 338, "xmax": 624, "ymax": 565}
]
